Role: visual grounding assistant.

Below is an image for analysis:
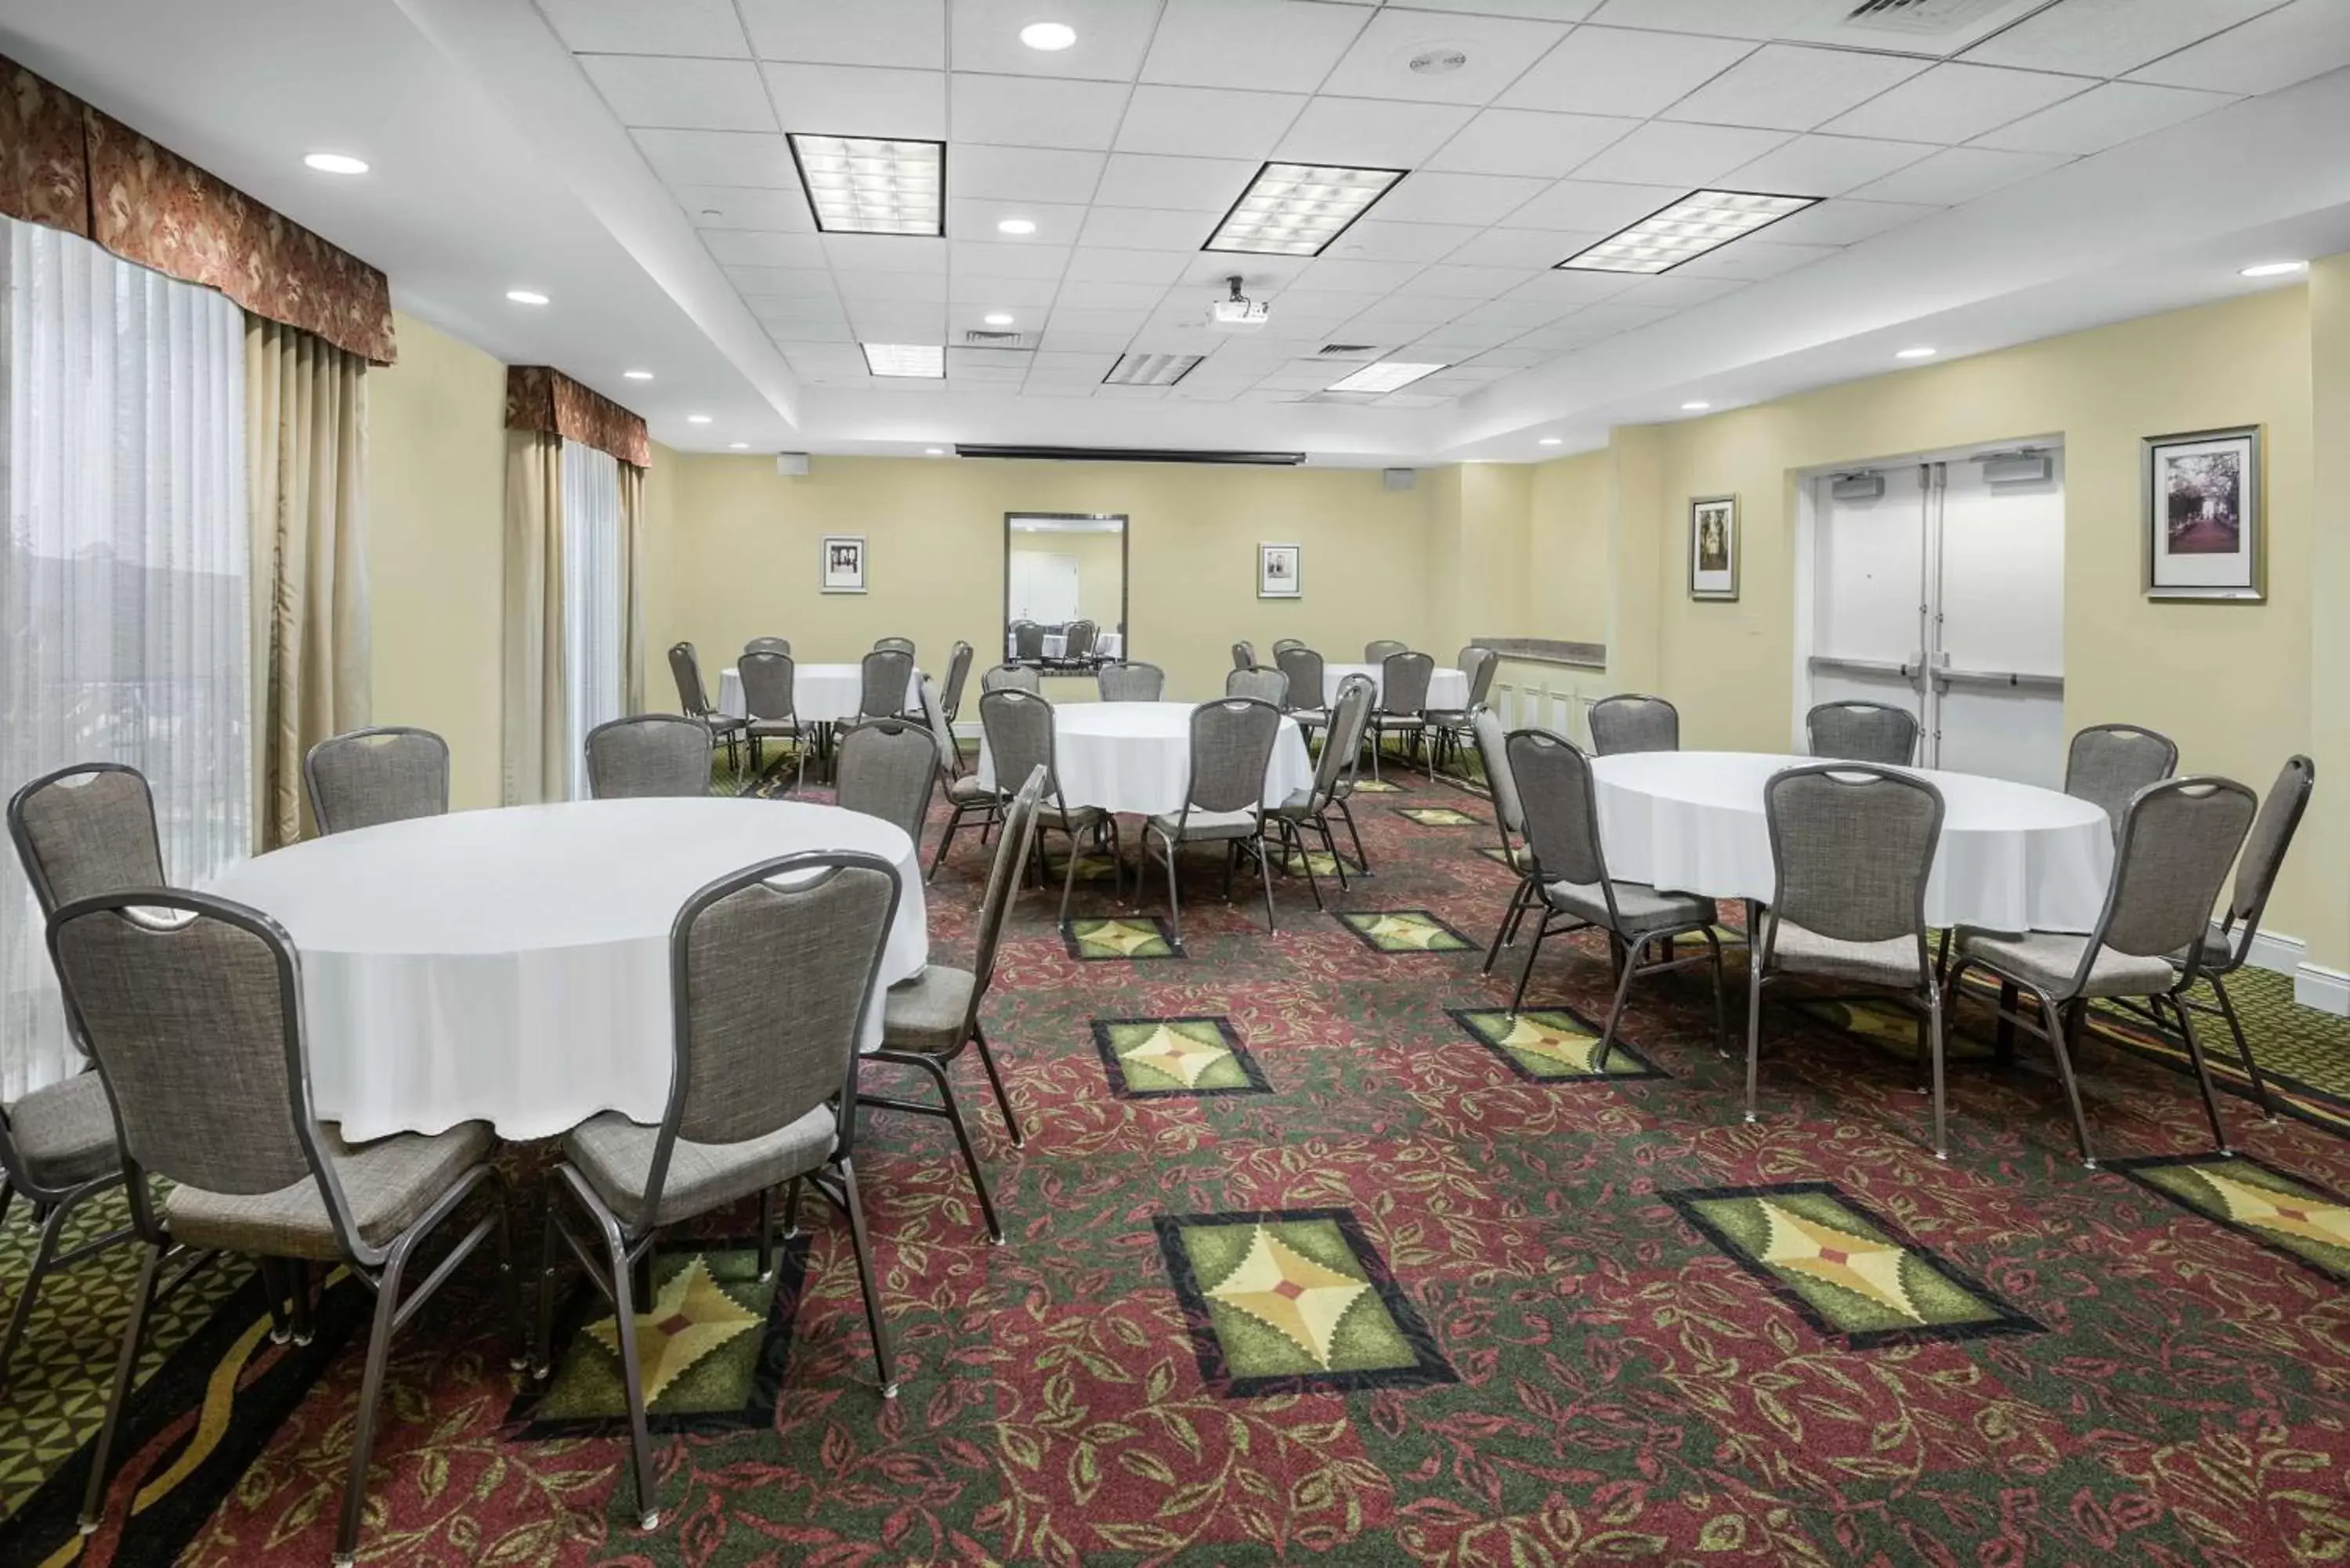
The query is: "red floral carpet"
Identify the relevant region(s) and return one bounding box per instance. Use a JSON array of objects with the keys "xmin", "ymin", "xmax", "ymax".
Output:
[{"xmin": 7, "ymin": 768, "xmax": 2350, "ymax": 1566}]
